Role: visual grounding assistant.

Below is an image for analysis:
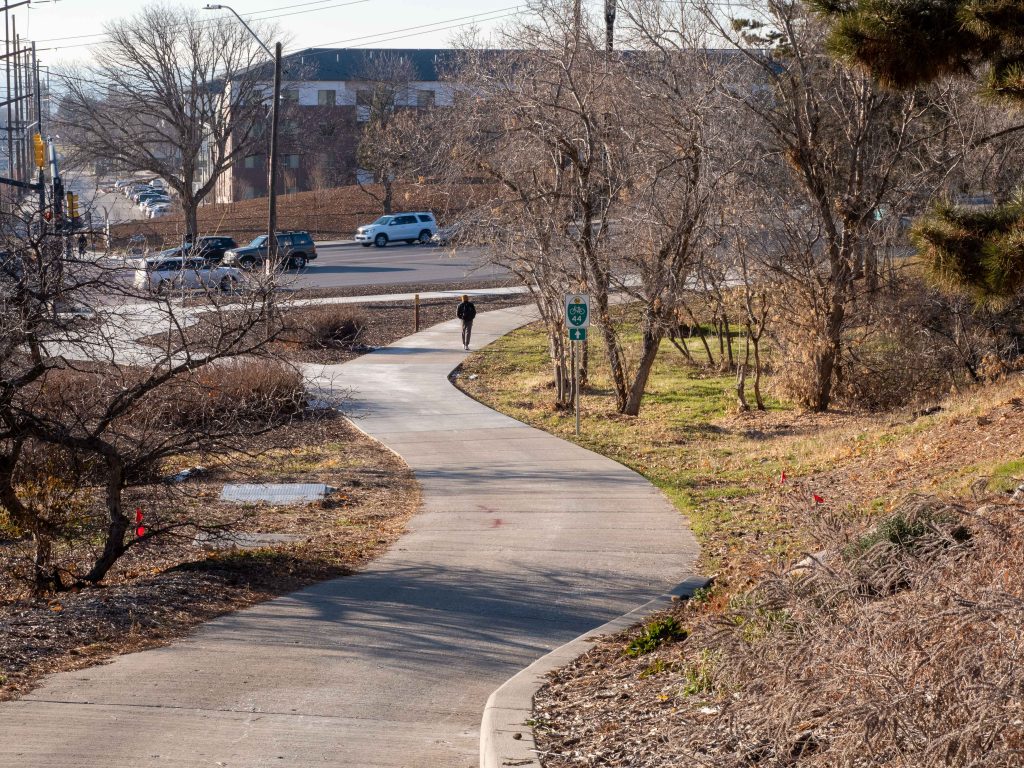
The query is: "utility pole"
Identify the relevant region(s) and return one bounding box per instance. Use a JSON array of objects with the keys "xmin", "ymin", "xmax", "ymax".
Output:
[
  {"xmin": 203, "ymin": 4, "xmax": 281, "ymax": 276},
  {"xmin": 604, "ymin": 0, "xmax": 616, "ymax": 52},
  {"xmin": 267, "ymin": 41, "xmax": 281, "ymax": 275}
]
